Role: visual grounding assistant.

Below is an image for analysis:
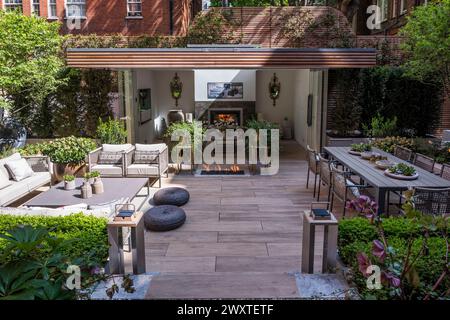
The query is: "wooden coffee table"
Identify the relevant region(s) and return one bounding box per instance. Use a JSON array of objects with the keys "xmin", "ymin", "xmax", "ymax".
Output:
[{"xmin": 25, "ymin": 178, "xmax": 150, "ymax": 209}]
